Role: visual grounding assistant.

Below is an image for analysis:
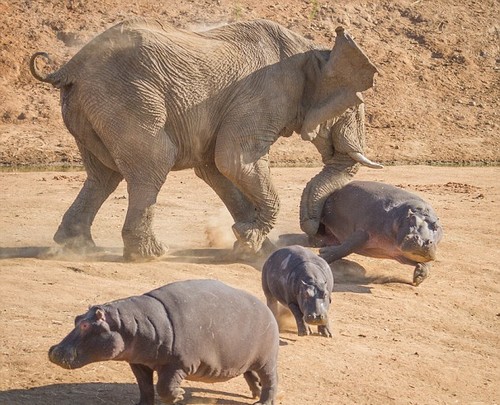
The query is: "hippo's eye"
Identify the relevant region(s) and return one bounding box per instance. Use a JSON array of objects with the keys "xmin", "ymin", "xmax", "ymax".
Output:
[{"xmin": 428, "ymin": 221, "xmax": 438, "ymax": 231}]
